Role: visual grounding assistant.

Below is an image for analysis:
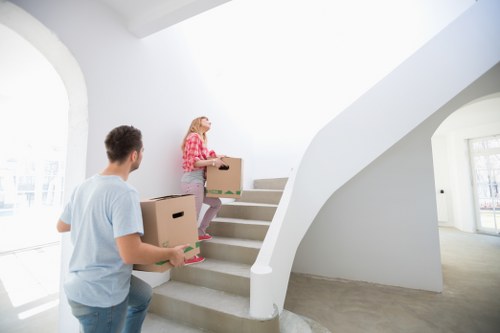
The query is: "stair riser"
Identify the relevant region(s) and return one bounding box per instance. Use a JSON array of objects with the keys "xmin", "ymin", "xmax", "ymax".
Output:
[
  {"xmin": 208, "ymin": 221, "xmax": 269, "ymax": 241},
  {"xmin": 201, "ymin": 242, "xmax": 259, "ymax": 265},
  {"xmin": 171, "ymin": 267, "xmax": 250, "ymax": 297},
  {"xmin": 218, "ymin": 205, "xmax": 277, "ymax": 221},
  {"xmin": 253, "ymin": 178, "xmax": 287, "ymax": 190},
  {"xmin": 238, "ymin": 190, "xmax": 283, "ymax": 205},
  {"xmin": 150, "ymin": 295, "xmax": 279, "ymax": 333}
]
